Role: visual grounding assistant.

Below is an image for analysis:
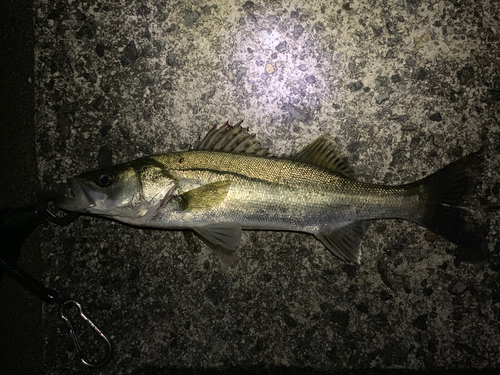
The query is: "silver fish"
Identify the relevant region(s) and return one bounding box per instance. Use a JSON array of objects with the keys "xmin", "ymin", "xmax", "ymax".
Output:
[{"xmin": 57, "ymin": 122, "xmax": 483, "ymax": 263}]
